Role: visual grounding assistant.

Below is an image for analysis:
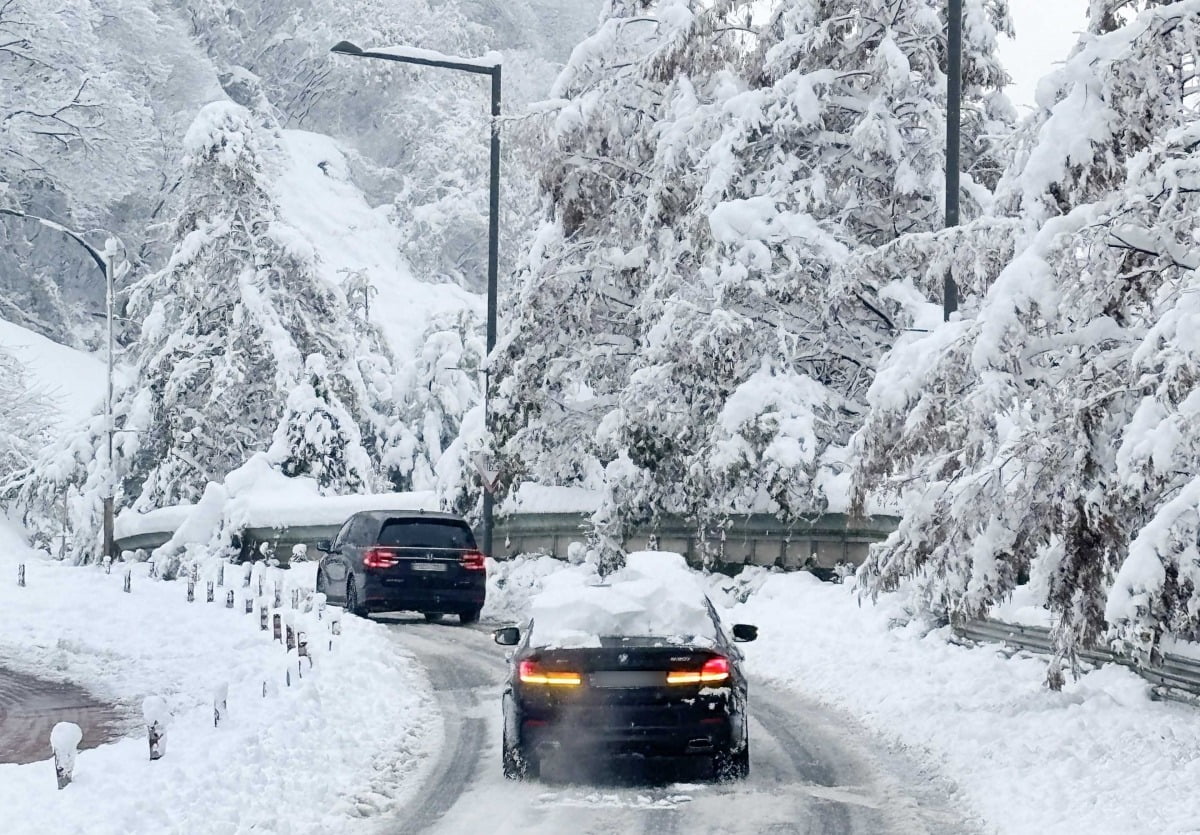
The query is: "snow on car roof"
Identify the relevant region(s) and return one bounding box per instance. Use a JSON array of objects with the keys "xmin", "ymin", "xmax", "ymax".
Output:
[{"xmin": 528, "ymin": 551, "xmax": 718, "ymax": 649}]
